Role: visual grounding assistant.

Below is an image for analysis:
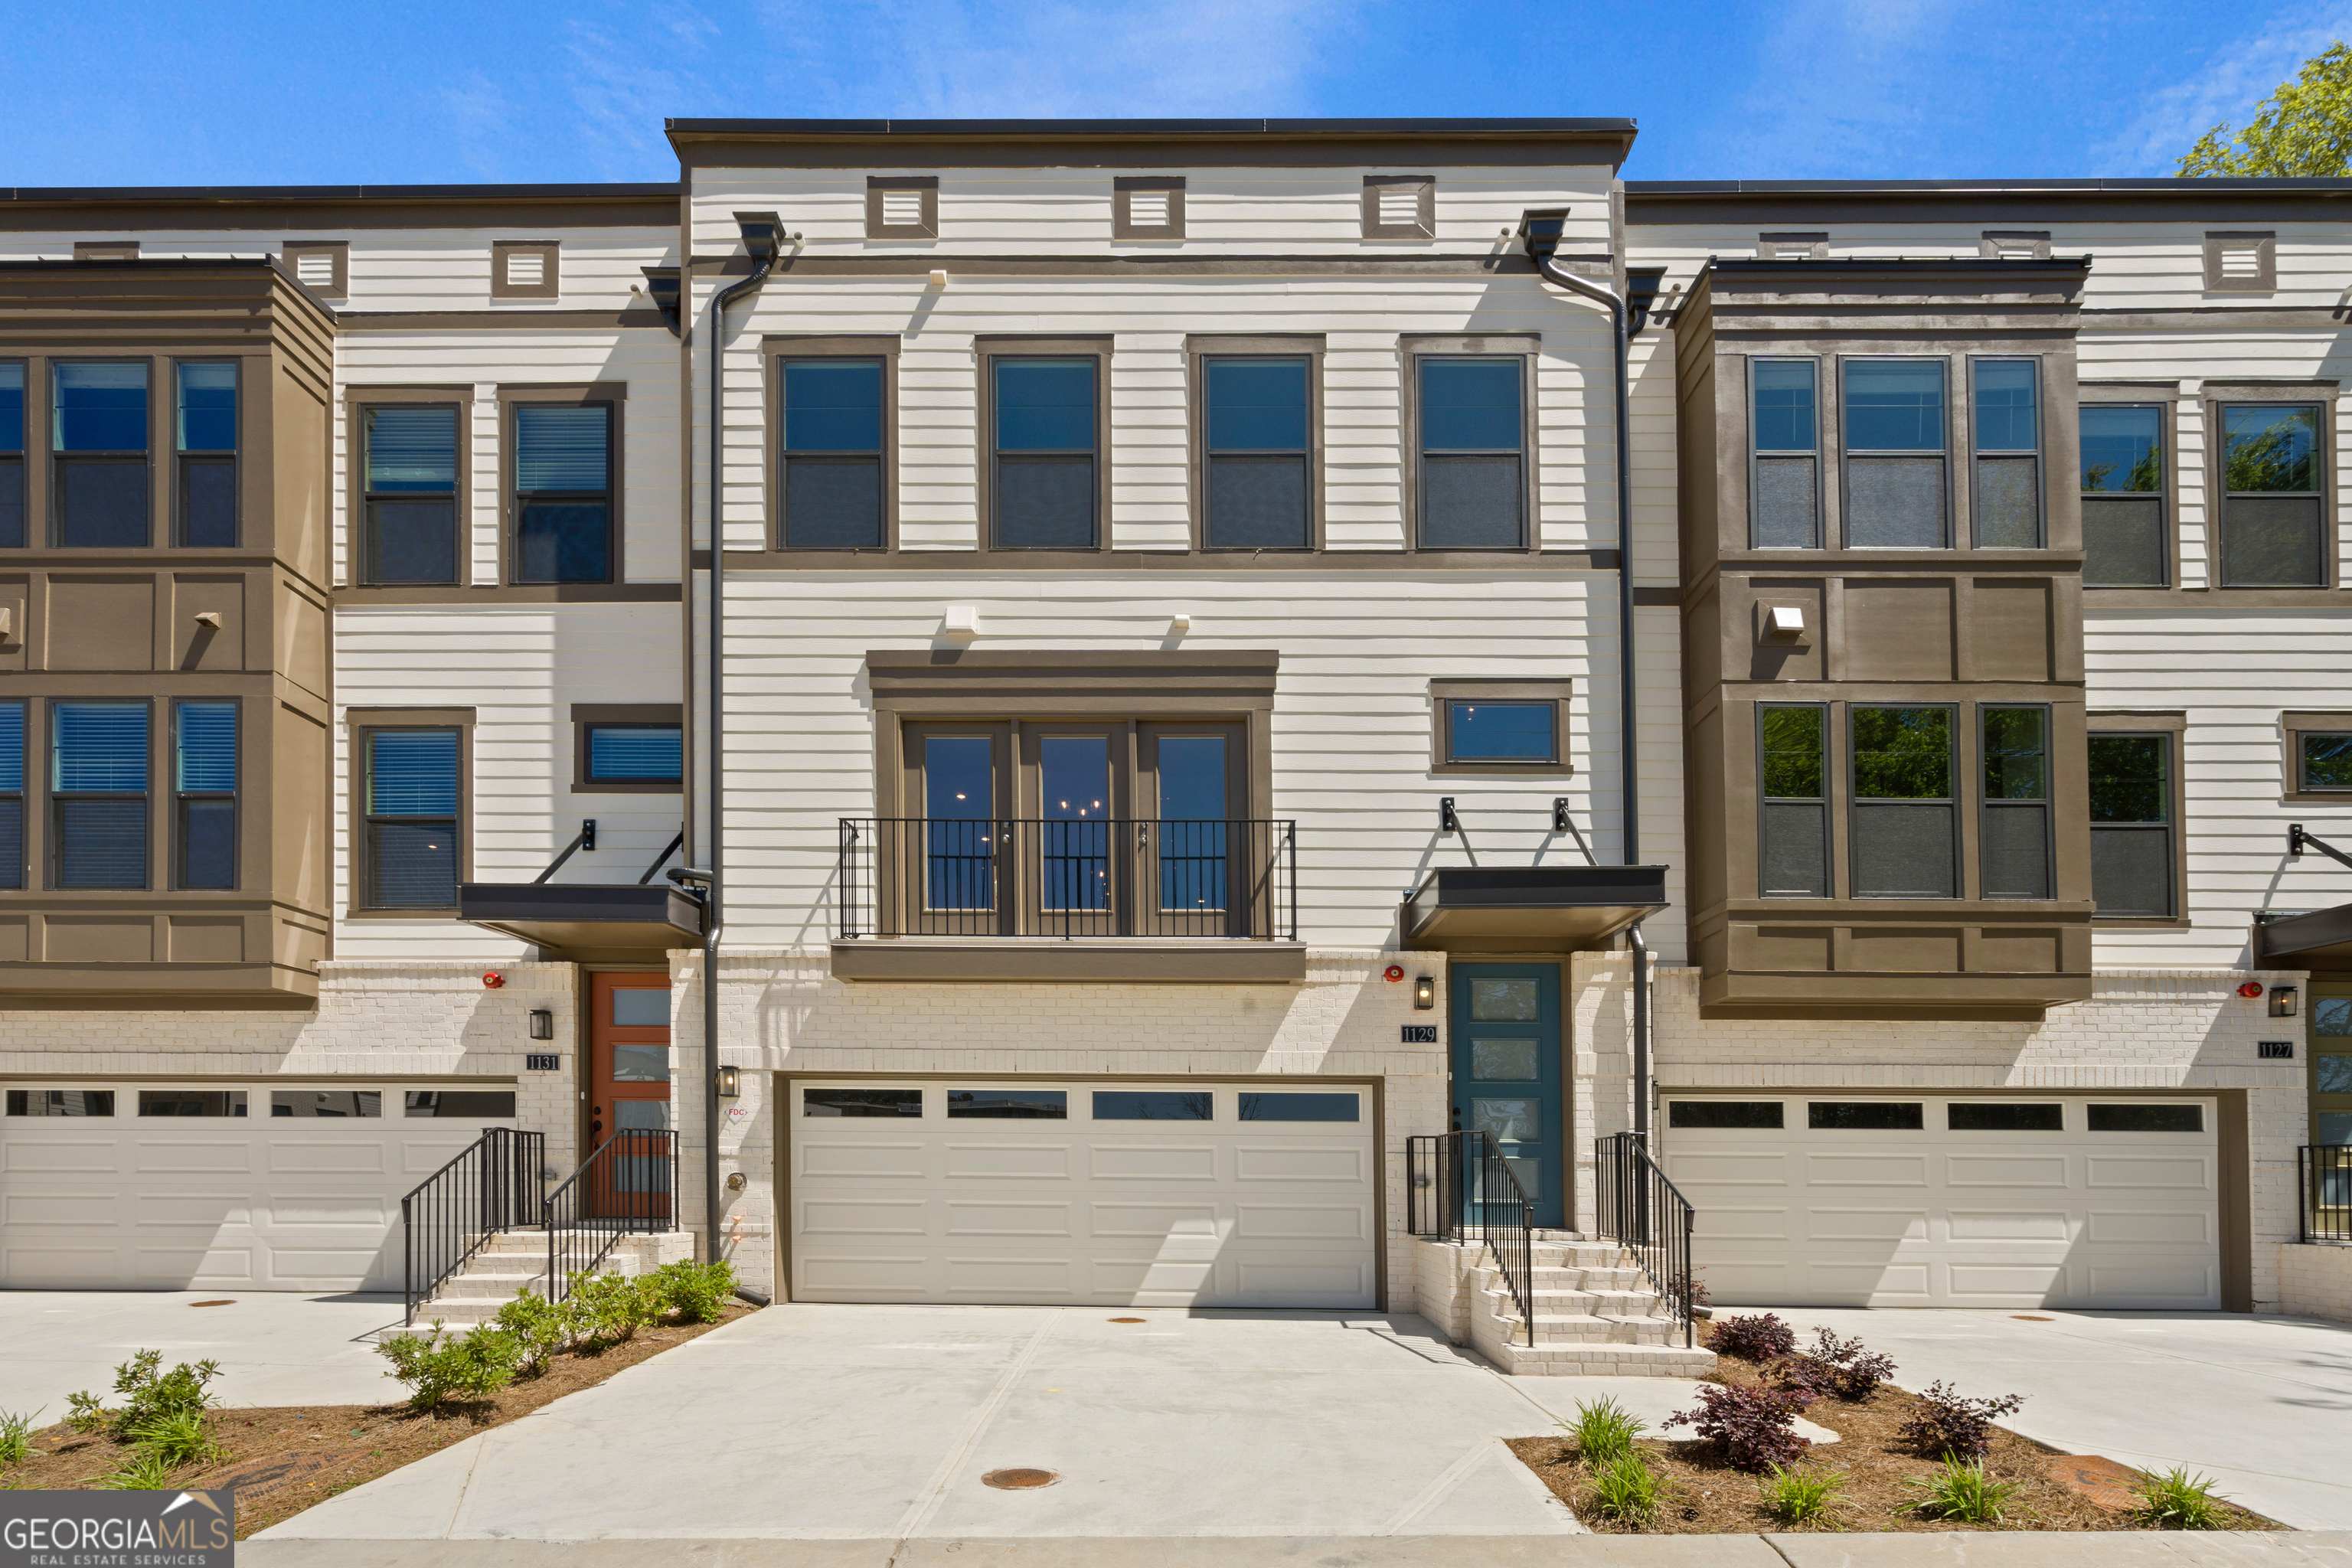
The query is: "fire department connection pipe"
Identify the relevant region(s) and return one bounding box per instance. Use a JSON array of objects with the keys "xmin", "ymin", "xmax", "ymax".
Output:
[{"xmin": 1523, "ymin": 212, "xmax": 1651, "ymax": 1145}]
